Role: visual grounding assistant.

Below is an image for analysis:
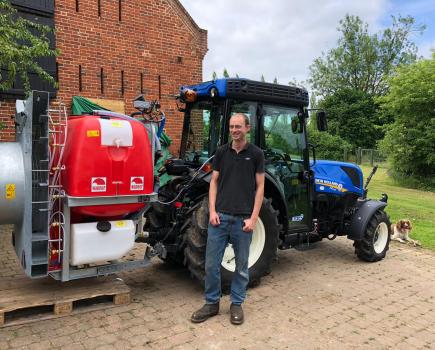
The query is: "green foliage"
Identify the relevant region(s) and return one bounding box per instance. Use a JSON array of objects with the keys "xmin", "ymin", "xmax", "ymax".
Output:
[
  {"xmin": 223, "ymin": 68, "xmax": 230, "ymax": 78},
  {"xmin": 318, "ymin": 88, "xmax": 382, "ymax": 149},
  {"xmin": 307, "ymin": 122, "xmax": 352, "ymax": 161},
  {"xmin": 309, "ymin": 15, "xmax": 424, "ymax": 97},
  {"xmin": 212, "ymin": 71, "xmax": 217, "ymax": 80},
  {"xmin": 378, "ymin": 54, "xmax": 435, "ymax": 181},
  {"xmin": 0, "ymin": 0, "xmax": 59, "ymax": 94},
  {"xmin": 0, "ymin": 121, "xmax": 4, "ymax": 130}
]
